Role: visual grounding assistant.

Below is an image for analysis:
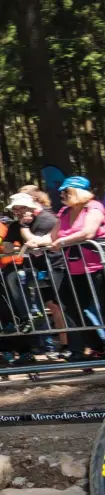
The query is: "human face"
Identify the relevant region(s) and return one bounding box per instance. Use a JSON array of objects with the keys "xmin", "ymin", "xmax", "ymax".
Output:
[
  {"xmin": 61, "ymin": 188, "xmax": 79, "ymax": 207},
  {"xmin": 22, "ymin": 209, "xmax": 34, "ymax": 224},
  {"xmin": 60, "ymin": 191, "xmax": 67, "ymax": 205},
  {"xmin": 12, "ymin": 206, "xmax": 34, "ymax": 223}
]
